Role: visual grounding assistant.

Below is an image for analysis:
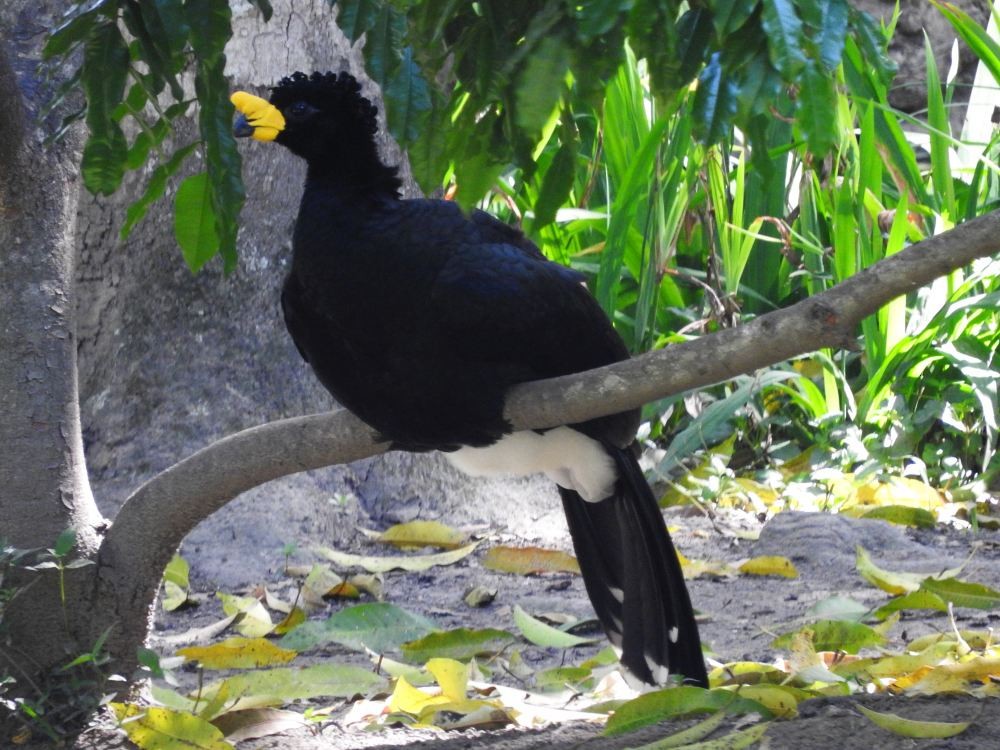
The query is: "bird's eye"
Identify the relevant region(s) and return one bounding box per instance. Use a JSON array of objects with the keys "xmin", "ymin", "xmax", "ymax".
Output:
[{"xmin": 288, "ymin": 101, "xmax": 311, "ymax": 119}]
